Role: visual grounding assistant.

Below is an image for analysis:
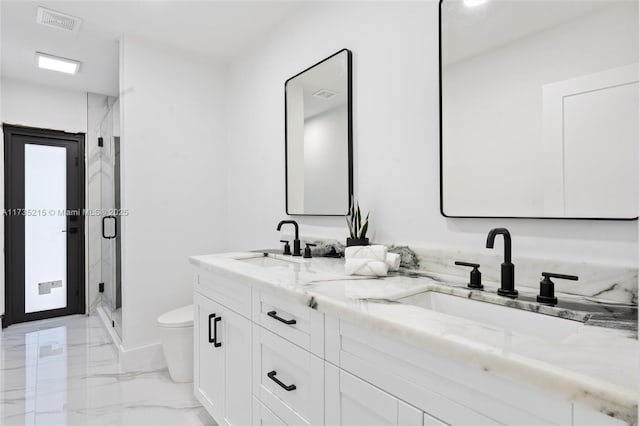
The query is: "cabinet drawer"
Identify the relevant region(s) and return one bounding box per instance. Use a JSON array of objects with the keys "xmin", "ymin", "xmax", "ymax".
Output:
[
  {"xmin": 325, "ymin": 362, "xmax": 425, "ymax": 426},
  {"xmin": 195, "ymin": 269, "xmax": 252, "ymax": 318},
  {"xmin": 327, "ymin": 318, "xmax": 572, "ymax": 425},
  {"xmin": 253, "ymin": 290, "xmax": 324, "ymax": 357},
  {"xmin": 253, "ymin": 397, "xmax": 287, "ymax": 426},
  {"xmin": 253, "ymin": 324, "xmax": 324, "ymax": 425}
]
